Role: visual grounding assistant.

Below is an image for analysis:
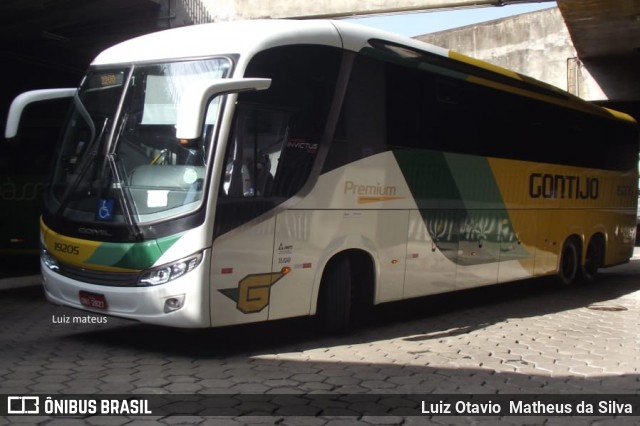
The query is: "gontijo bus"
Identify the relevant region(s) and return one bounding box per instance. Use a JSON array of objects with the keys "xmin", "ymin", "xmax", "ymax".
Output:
[{"xmin": 5, "ymin": 20, "xmax": 638, "ymax": 330}]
